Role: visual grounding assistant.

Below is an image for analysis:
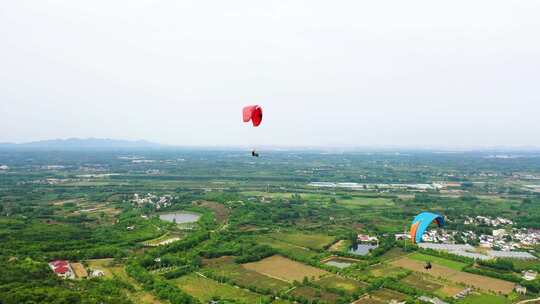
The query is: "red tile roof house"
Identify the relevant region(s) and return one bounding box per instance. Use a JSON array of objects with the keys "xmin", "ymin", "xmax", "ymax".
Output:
[
  {"xmin": 357, "ymin": 234, "xmax": 379, "ymax": 244},
  {"xmin": 49, "ymin": 260, "xmax": 74, "ymax": 279}
]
